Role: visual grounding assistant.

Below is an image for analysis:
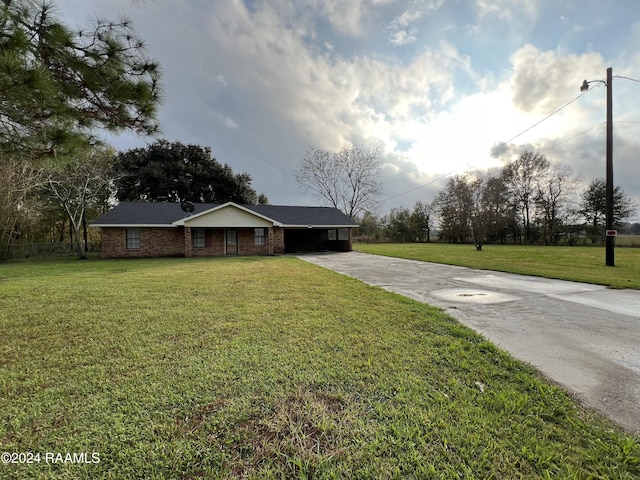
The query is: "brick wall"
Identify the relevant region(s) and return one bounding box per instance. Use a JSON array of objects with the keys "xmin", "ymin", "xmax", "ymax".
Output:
[
  {"xmin": 238, "ymin": 229, "xmax": 270, "ymax": 255},
  {"xmin": 273, "ymin": 227, "xmax": 284, "ymax": 254},
  {"xmin": 191, "ymin": 228, "xmax": 281, "ymax": 256},
  {"xmin": 101, "ymin": 225, "xmax": 323, "ymax": 258},
  {"xmin": 101, "ymin": 227, "xmax": 185, "ymax": 259},
  {"xmin": 191, "ymin": 229, "xmax": 225, "ymax": 256}
]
